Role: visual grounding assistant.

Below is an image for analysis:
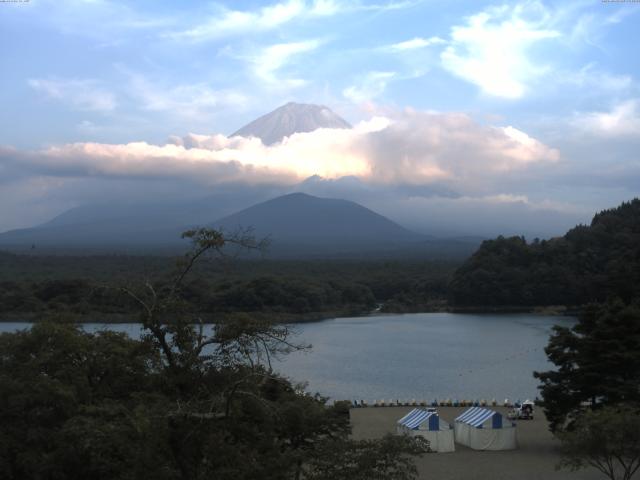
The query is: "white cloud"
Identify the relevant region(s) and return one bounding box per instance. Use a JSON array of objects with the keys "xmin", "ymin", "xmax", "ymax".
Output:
[
  {"xmin": 170, "ymin": 0, "xmax": 306, "ymax": 41},
  {"xmin": 168, "ymin": 0, "xmax": 360, "ymax": 41},
  {"xmin": 4, "ymin": 109, "xmax": 559, "ymax": 193},
  {"xmin": 567, "ymin": 4, "xmax": 639, "ymax": 49},
  {"xmin": 499, "ymin": 126, "xmax": 560, "ymax": 167},
  {"xmin": 309, "ymin": 0, "xmax": 342, "ymax": 16},
  {"xmin": 26, "ymin": 0, "xmax": 173, "ymax": 43},
  {"xmin": 28, "ymin": 78, "xmax": 117, "ymax": 112},
  {"xmin": 441, "ymin": 2, "xmax": 560, "ymax": 99},
  {"xmin": 386, "ymin": 36, "xmax": 446, "ymax": 51},
  {"xmin": 168, "ymin": 0, "xmax": 420, "ymax": 41},
  {"xmin": 572, "ymin": 99, "xmax": 640, "ymax": 137},
  {"xmin": 250, "ymin": 39, "xmax": 322, "ymax": 86},
  {"xmin": 343, "ymin": 71, "xmax": 396, "ymax": 103},
  {"xmin": 124, "ymin": 72, "xmax": 249, "ymax": 118},
  {"xmin": 559, "ymin": 63, "xmax": 632, "ymax": 92},
  {"xmin": 604, "ymin": 6, "xmax": 639, "ymax": 25},
  {"xmin": 358, "ymin": 1, "xmax": 421, "ymax": 12}
]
